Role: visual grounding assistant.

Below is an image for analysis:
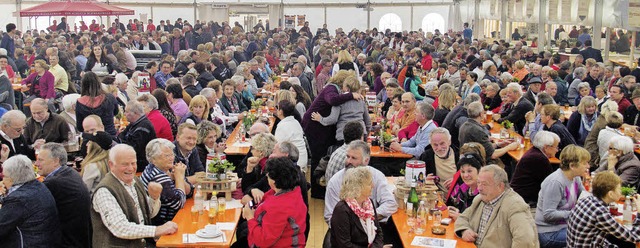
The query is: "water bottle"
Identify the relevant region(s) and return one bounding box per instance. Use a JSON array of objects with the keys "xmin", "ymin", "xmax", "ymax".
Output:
[
  {"xmin": 415, "ymin": 200, "xmax": 428, "ymax": 234},
  {"xmin": 194, "ymin": 184, "xmax": 204, "ymax": 214},
  {"xmin": 623, "ymin": 196, "xmax": 632, "ymax": 226}
]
